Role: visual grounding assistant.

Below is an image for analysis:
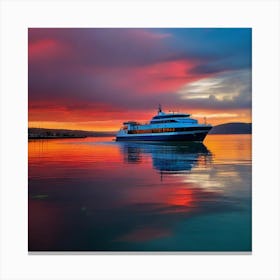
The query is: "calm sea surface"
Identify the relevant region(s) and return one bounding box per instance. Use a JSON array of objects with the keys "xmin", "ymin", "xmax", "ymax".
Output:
[{"xmin": 28, "ymin": 135, "xmax": 252, "ymax": 251}]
